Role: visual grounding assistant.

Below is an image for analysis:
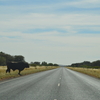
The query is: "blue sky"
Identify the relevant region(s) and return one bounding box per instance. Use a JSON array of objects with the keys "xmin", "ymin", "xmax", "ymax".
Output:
[{"xmin": 0, "ymin": 0, "xmax": 100, "ymax": 65}]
